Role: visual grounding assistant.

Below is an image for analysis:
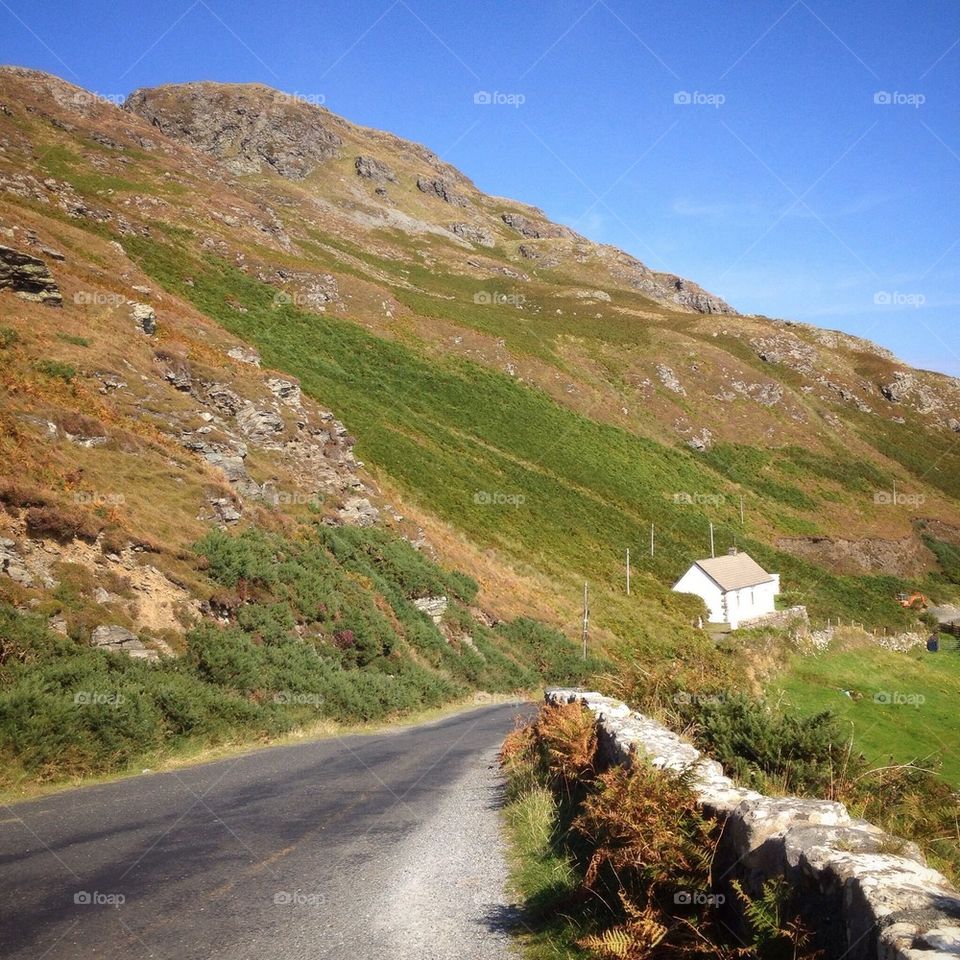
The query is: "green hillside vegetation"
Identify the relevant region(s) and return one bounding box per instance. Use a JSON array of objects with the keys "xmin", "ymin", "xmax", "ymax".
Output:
[
  {"xmin": 124, "ymin": 235, "xmax": 919, "ymax": 675},
  {"xmin": 0, "ymin": 522, "xmax": 596, "ymax": 792}
]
